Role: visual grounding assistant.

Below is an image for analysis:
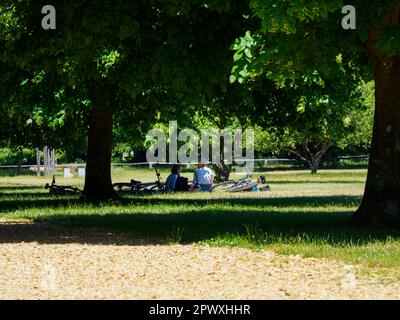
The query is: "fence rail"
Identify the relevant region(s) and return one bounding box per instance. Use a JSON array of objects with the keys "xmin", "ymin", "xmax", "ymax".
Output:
[
  {"xmin": 0, "ymin": 156, "xmax": 369, "ymax": 170},
  {"xmin": 337, "ymin": 155, "xmax": 368, "ymax": 160}
]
